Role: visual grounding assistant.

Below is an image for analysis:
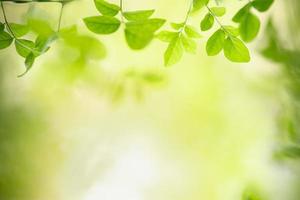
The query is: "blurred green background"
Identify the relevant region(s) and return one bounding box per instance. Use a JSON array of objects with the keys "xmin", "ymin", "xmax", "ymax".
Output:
[{"xmin": 1, "ymin": 0, "xmax": 300, "ymax": 200}]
